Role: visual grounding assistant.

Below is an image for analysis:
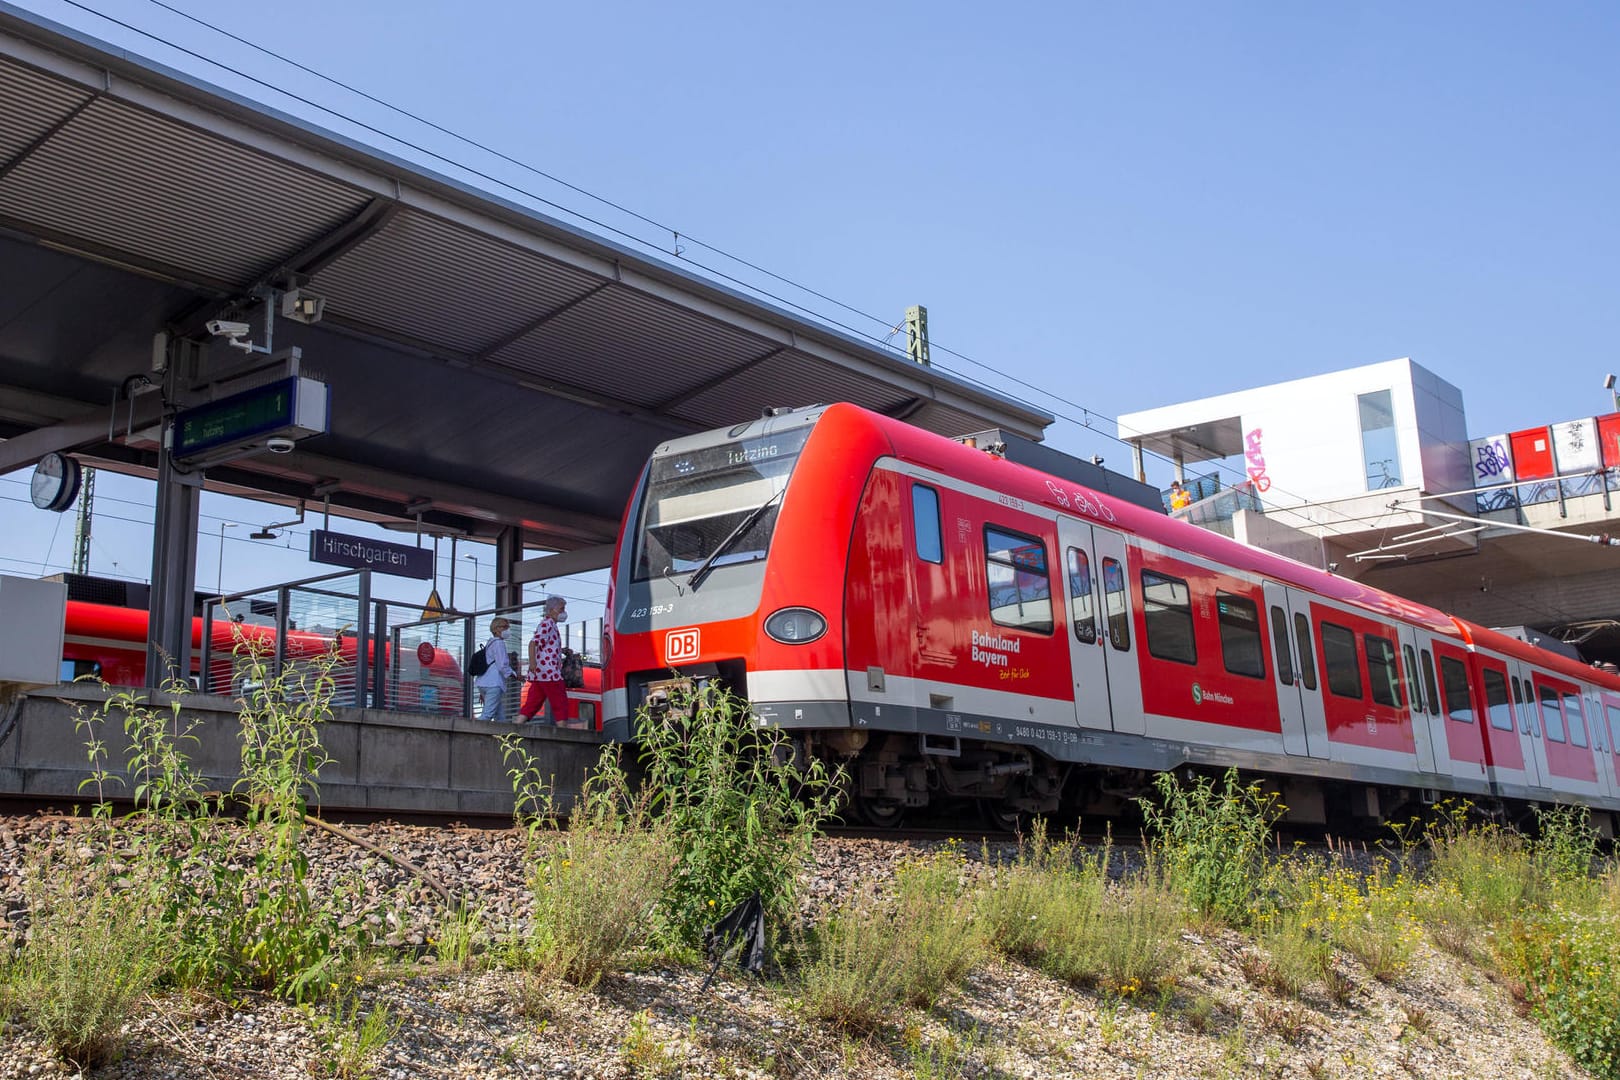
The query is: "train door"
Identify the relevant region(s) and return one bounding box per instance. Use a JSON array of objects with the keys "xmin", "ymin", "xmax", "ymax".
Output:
[
  {"xmin": 1600, "ymin": 692, "xmax": 1620, "ymax": 798},
  {"xmin": 1399, "ymin": 628, "xmax": 1439, "ymax": 775},
  {"xmin": 1261, "ymin": 581, "xmax": 1323, "ymax": 756},
  {"xmin": 1057, "ymin": 516, "xmax": 1112, "ymax": 730},
  {"xmin": 1432, "ymin": 639, "xmax": 1488, "ymax": 780},
  {"xmin": 1507, "ymin": 659, "xmax": 1548, "ymax": 790},
  {"xmin": 1472, "ymin": 653, "xmax": 1525, "ymax": 788},
  {"xmin": 1095, "ymin": 526, "xmax": 1145, "ymax": 736},
  {"xmin": 1589, "ymin": 689, "xmax": 1618, "ymax": 799}
]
